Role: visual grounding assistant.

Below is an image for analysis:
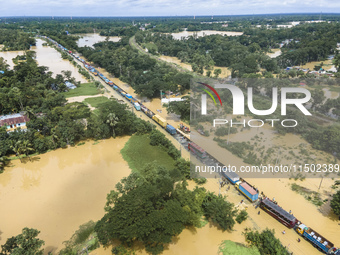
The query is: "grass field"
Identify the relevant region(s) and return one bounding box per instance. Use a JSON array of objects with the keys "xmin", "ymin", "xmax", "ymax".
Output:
[
  {"xmin": 121, "ymin": 134, "xmax": 176, "ymax": 172},
  {"xmin": 83, "ymin": 96, "xmax": 110, "ymax": 108},
  {"xmin": 64, "ymin": 82, "xmax": 101, "ymax": 98}
]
